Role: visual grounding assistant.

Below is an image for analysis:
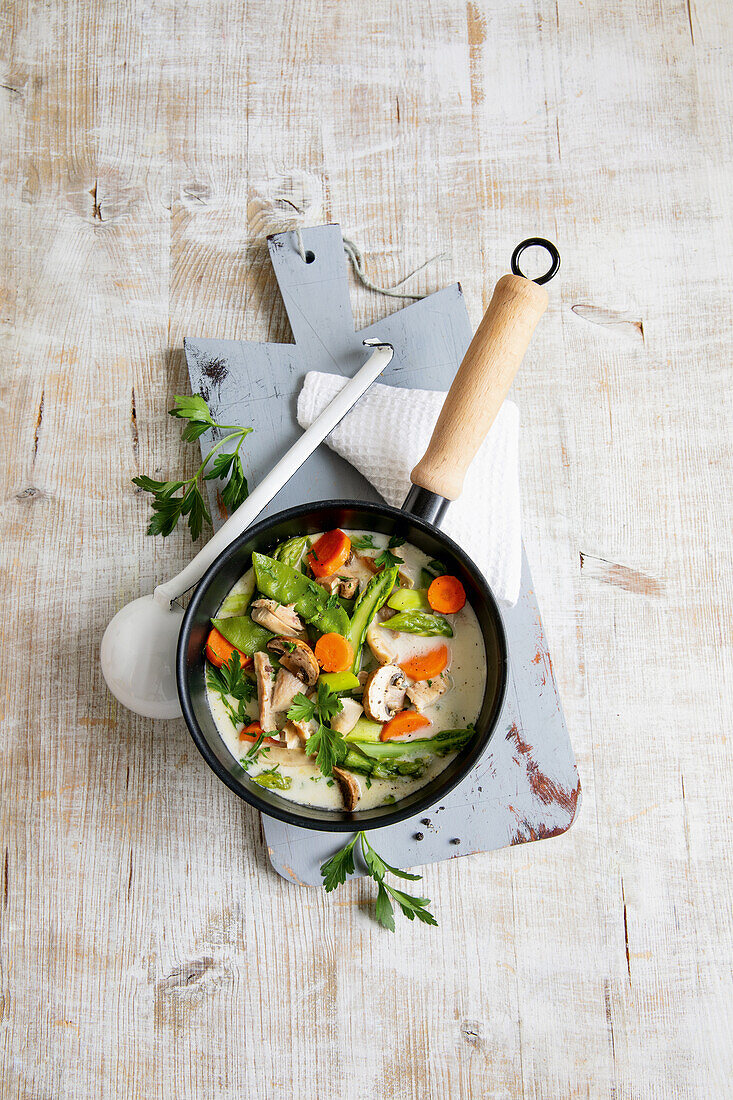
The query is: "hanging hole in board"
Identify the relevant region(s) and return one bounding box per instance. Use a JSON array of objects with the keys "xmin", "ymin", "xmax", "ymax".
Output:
[
  {"xmin": 510, "ymin": 238, "xmax": 560, "ymax": 285},
  {"xmin": 304, "ymin": 250, "xmax": 316, "ymax": 264}
]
